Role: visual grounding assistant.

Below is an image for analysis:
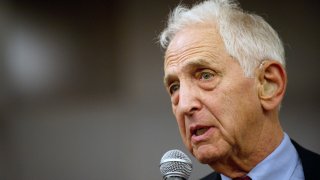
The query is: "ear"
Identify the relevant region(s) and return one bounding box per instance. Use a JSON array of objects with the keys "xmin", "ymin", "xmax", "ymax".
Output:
[{"xmin": 257, "ymin": 60, "xmax": 287, "ymax": 111}]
